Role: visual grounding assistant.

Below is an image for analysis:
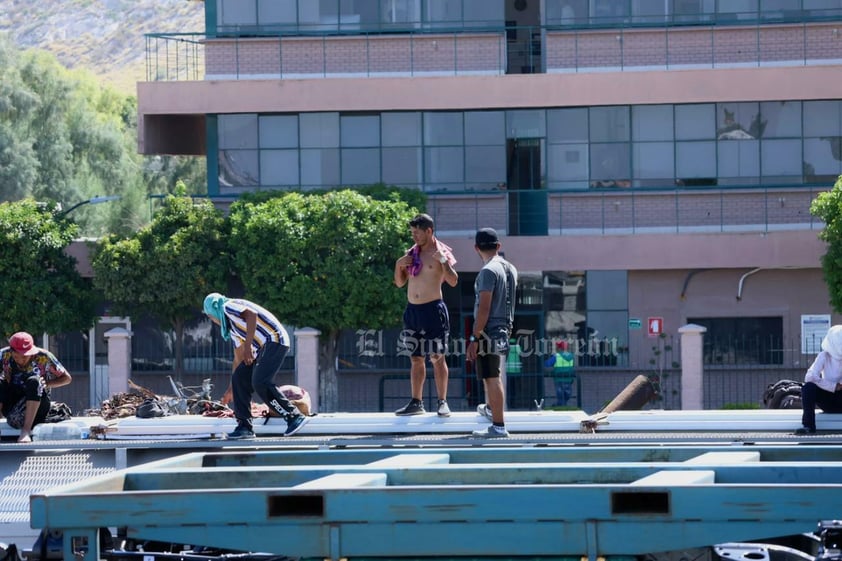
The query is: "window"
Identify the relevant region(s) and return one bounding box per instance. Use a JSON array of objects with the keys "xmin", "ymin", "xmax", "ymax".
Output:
[
  {"xmin": 341, "ymin": 148, "xmax": 380, "ymax": 185},
  {"xmin": 545, "ymin": 0, "xmax": 589, "ymax": 25},
  {"xmin": 465, "ymin": 111, "xmax": 505, "ymax": 189},
  {"xmin": 675, "ymin": 104, "xmax": 715, "ymax": 140},
  {"xmin": 258, "ymin": 0, "xmax": 298, "ymax": 30},
  {"xmin": 219, "ymin": 114, "xmax": 258, "ymax": 149},
  {"xmin": 218, "ymin": 0, "xmax": 256, "ymax": 29},
  {"xmin": 803, "ymin": 100, "xmax": 842, "ymax": 183},
  {"xmin": 590, "ymin": 106, "xmax": 629, "ymax": 143},
  {"xmin": 259, "ymin": 115, "xmax": 298, "ymax": 149},
  {"xmin": 761, "ymin": 139, "xmax": 802, "ymax": 182},
  {"xmin": 383, "ymin": 112, "xmax": 422, "ymax": 146},
  {"xmin": 382, "ymin": 0, "xmax": 422, "ymax": 29},
  {"xmin": 219, "ymin": 114, "xmax": 259, "ymax": 188},
  {"xmin": 341, "ymin": 115, "xmax": 380, "ymax": 147},
  {"xmin": 300, "ymin": 113, "xmax": 340, "ymax": 148},
  {"xmin": 548, "ymin": 108, "xmax": 589, "ymax": 189},
  {"xmin": 261, "ymin": 150, "xmax": 299, "ymax": 187},
  {"xmin": 426, "ymin": 0, "xmax": 462, "ymax": 28},
  {"xmin": 382, "ymin": 147, "xmax": 422, "ymax": 186},
  {"xmin": 761, "ymin": 101, "xmax": 802, "ymax": 138},
  {"xmin": 580, "ymin": 271, "xmax": 628, "ymax": 366},
  {"xmin": 463, "ymin": 0, "xmax": 504, "ymax": 27},
  {"xmin": 590, "ymin": 143, "xmax": 631, "ymax": 185},
  {"xmin": 424, "ymin": 112, "xmax": 463, "ymax": 145},
  {"xmin": 688, "ymin": 316, "xmax": 784, "ymax": 365}
]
